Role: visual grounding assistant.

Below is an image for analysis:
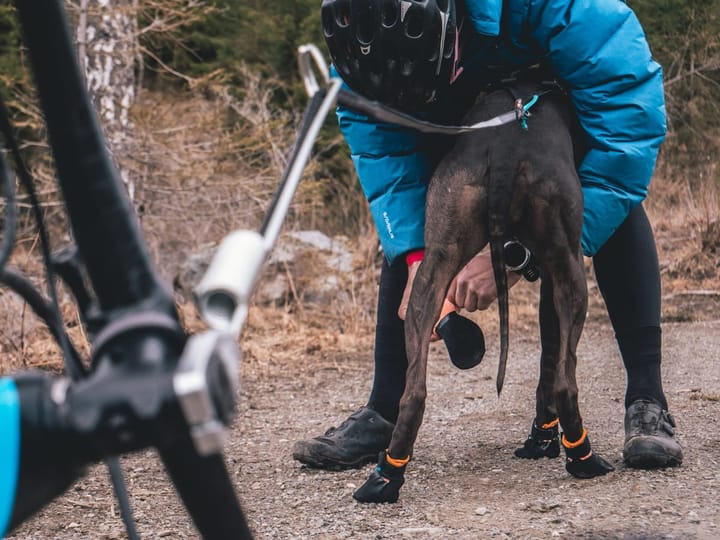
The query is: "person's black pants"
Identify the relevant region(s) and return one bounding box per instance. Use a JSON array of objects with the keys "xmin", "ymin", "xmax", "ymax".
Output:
[
  {"xmin": 594, "ymin": 204, "xmax": 667, "ymax": 409},
  {"xmin": 367, "ymin": 203, "xmax": 667, "ymax": 421},
  {"xmin": 366, "ymin": 258, "xmax": 408, "ymax": 424}
]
